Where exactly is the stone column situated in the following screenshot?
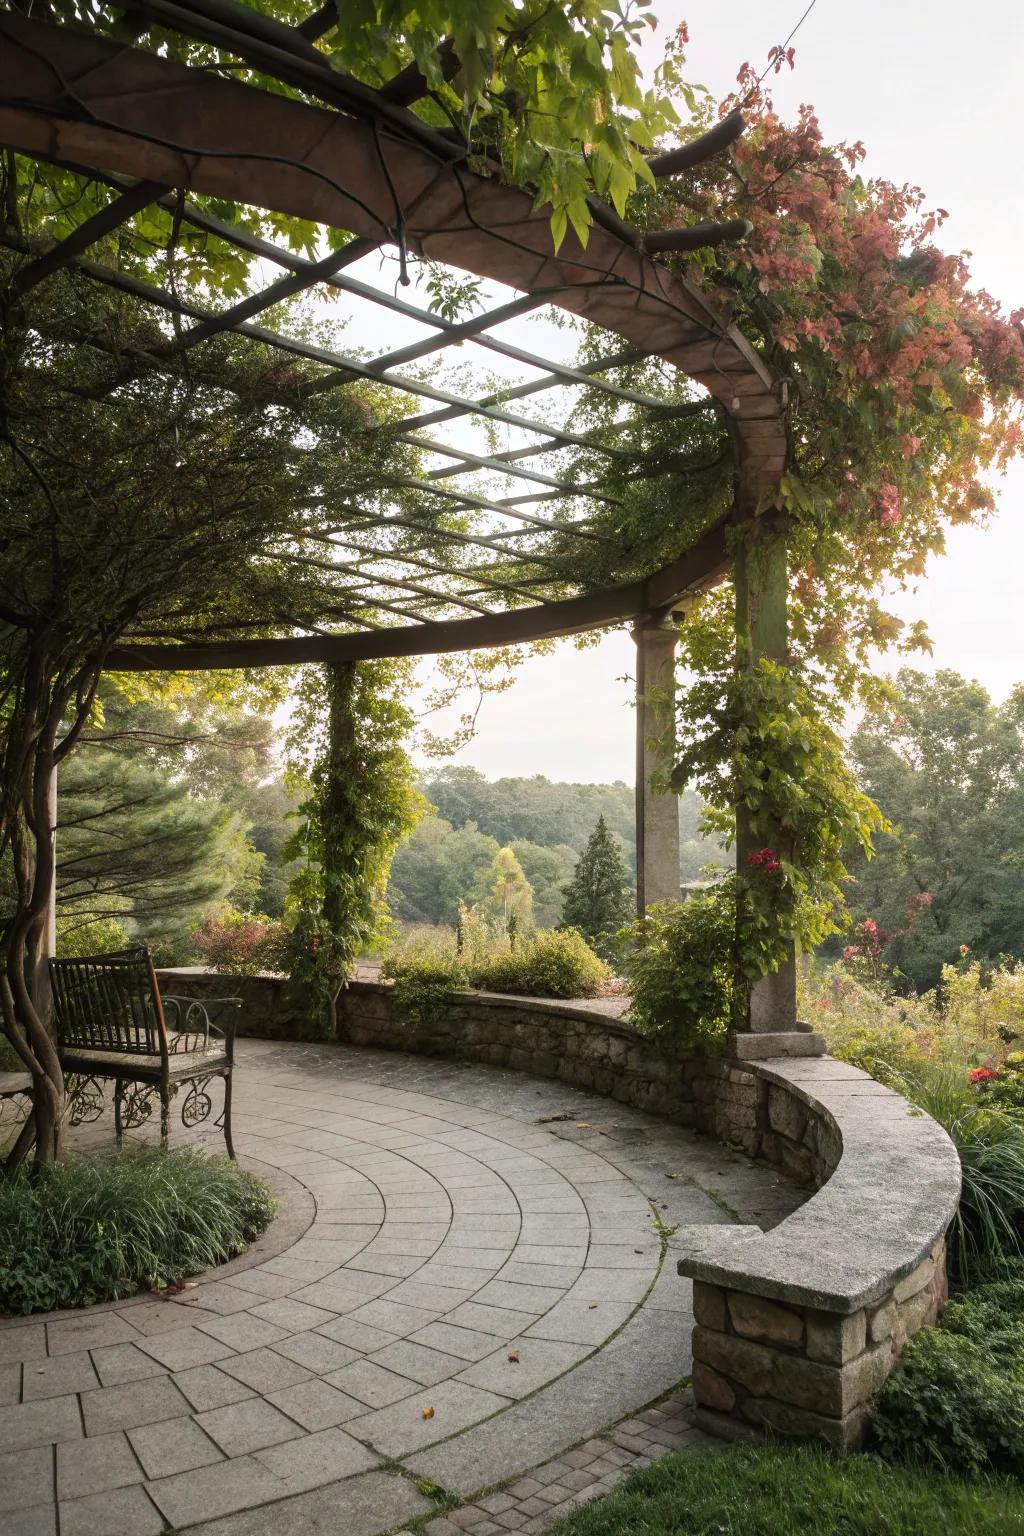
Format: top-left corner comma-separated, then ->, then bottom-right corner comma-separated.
734,523 -> 800,1039
633,619 -> 680,915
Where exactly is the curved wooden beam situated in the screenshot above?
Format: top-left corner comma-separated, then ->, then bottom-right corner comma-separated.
107,517 -> 735,670
0,11 -> 785,511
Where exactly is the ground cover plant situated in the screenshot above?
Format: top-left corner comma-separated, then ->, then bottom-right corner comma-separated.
0,1147 -> 275,1314
544,1443 -> 1024,1536
872,1261 -> 1024,1476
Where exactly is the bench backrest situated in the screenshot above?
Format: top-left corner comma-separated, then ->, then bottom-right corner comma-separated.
50,948 -> 168,1058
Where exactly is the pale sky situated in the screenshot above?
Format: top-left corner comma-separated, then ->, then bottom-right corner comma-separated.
325,1 -> 1024,784
307,3 -> 1024,780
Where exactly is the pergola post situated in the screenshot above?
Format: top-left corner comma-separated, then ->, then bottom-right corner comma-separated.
633,618 -> 680,915
734,523 -> 800,1036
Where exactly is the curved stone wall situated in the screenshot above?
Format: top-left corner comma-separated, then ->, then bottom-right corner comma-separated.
159,969 -> 961,1447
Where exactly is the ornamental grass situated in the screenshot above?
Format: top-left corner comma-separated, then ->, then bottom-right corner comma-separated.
0,1146 -> 275,1315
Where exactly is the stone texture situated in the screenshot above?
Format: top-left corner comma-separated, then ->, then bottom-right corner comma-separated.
692,1361 -> 735,1413
691,1282 -> 726,1332
806,1308 -> 867,1365
57,1431 -> 145,1499
0,1394 -> 83,1450
727,1292 -> 804,1348
0,1444 -> 54,1512
58,1484 -> 166,1536
4,1007 -> 947,1510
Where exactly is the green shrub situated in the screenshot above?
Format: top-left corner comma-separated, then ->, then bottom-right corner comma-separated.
469,927 -> 608,999
544,1442 -> 1024,1536
382,940 -> 469,1028
0,1147 -> 275,1315
624,889 -> 733,1050
872,1267 -> 1024,1475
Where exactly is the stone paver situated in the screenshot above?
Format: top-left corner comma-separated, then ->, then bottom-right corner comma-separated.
0,1037 -> 803,1535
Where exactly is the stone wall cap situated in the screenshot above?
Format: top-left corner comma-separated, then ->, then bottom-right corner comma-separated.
677,1056 -> 961,1315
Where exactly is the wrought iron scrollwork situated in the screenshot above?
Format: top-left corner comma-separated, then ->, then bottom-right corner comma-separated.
0,1089 -> 31,1131
65,1074 -> 105,1126
180,1075 -> 215,1127
121,1081 -> 158,1130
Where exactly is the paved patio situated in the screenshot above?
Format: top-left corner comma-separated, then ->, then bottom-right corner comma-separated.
0,1038 -> 804,1536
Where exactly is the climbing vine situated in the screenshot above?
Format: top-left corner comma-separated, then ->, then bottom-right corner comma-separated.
672,584 -> 885,985
284,660 -> 422,1033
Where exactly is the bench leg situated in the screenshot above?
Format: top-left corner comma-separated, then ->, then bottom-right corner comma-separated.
223,1070 -> 235,1160
160,1084 -> 170,1150
114,1081 -> 124,1149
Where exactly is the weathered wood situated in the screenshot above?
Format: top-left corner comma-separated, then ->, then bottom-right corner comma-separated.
0,12 -> 785,500
107,515 -> 734,670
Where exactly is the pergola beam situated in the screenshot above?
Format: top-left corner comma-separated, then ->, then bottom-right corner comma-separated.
9,178 -> 167,296
0,12 -> 783,500
107,512 -> 735,670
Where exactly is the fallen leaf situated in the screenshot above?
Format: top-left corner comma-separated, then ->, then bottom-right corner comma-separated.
507,1351 -> 520,1363
422,1406 -> 435,1419
588,1303 -> 598,1310
634,1248 -> 644,1254
576,1122 -> 592,1129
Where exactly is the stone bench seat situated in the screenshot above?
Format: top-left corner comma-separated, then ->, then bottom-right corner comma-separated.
676,1056 -> 961,1446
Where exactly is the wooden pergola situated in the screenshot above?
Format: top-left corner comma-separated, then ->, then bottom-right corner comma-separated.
0,0 -> 796,1029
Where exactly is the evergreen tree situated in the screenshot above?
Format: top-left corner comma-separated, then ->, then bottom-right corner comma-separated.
560,816 -> 633,945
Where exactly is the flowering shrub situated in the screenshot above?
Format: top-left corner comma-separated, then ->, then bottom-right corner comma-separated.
803,957 -> 1024,1276
969,1055 -> 1024,1112
191,910 -> 290,976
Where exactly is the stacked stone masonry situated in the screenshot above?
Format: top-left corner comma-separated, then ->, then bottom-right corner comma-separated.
690,1238 -> 948,1448
160,971 -> 962,1450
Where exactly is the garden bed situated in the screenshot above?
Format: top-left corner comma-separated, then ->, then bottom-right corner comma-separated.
0,1146 -> 275,1315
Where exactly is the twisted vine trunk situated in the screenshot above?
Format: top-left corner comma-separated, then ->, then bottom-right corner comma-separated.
1,636 -> 103,1171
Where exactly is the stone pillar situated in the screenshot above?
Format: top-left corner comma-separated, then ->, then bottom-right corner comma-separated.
734,523 -> 799,1037
633,619 -> 680,915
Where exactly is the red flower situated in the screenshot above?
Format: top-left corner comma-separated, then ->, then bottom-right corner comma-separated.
747,847 -> 781,874
969,1068 -> 997,1084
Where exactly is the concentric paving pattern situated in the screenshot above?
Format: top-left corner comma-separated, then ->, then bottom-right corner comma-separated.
0,1039 -> 804,1536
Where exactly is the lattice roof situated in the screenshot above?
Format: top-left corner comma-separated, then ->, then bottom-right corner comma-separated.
0,2 -> 788,668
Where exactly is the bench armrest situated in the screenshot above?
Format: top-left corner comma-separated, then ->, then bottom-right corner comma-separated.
162,996 -> 241,1061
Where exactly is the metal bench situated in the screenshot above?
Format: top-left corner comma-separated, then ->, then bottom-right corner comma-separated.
50,947 -> 238,1156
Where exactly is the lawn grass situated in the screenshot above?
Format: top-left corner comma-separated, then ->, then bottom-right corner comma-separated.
544,1443 -> 1024,1536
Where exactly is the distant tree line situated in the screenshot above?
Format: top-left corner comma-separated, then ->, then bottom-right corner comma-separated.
387,765 -> 726,930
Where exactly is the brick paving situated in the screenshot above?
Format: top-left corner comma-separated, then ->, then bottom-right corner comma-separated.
0,1038 -> 801,1535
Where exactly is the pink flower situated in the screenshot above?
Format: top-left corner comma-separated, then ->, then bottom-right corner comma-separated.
842,946 -> 861,962
900,434 -> 923,459
960,944 -> 970,956
878,482 -> 902,526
